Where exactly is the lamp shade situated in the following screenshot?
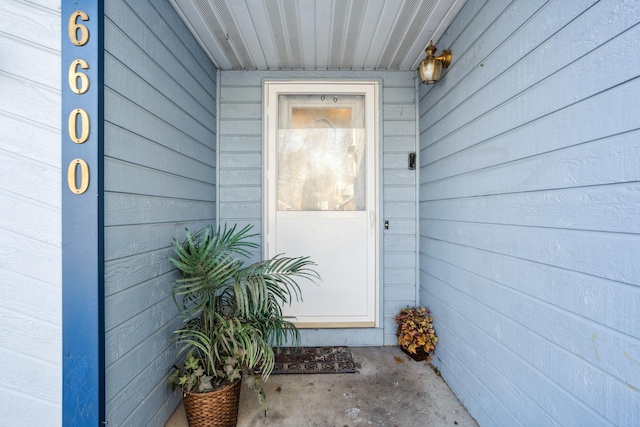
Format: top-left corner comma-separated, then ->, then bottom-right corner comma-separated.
420,58 -> 443,85
419,41 -> 451,85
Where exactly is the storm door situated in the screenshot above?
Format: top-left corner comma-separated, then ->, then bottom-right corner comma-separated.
264,82 -> 378,327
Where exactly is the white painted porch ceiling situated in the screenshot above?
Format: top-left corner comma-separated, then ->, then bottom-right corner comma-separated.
169,0 -> 466,71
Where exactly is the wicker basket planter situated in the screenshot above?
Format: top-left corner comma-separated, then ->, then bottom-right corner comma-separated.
182,380 -> 242,427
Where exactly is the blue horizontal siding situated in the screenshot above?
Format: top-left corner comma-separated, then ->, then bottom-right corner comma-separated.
419,0 -> 640,425
103,0 -> 217,425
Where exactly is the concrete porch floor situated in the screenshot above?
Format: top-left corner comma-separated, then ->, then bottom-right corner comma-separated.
165,346 -> 478,427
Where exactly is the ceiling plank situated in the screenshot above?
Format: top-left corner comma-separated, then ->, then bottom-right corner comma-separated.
244,0 -> 281,70
314,0 -> 334,70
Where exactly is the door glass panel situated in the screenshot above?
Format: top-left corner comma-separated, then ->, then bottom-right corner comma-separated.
277,94 -> 366,211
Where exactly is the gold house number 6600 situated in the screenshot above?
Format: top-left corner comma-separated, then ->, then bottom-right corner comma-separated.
67,10 -> 91,195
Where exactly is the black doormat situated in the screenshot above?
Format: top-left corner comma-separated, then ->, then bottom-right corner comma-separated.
272,346 -> 356,374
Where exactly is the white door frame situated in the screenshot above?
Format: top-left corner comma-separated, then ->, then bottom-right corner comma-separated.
263,80 -> 380,327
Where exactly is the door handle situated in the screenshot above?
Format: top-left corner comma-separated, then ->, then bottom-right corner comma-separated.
369,210 -> 375,234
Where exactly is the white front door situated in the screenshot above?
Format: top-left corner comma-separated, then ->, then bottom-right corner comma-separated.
265,82 -> 379,328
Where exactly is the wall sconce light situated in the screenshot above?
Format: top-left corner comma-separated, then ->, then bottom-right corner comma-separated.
419,40 -> 452,84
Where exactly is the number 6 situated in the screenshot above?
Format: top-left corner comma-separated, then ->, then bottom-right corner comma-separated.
68,11 -> 90,46
68,59 -> 90,94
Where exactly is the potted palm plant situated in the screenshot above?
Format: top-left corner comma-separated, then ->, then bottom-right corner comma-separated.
168,224 -> 318,426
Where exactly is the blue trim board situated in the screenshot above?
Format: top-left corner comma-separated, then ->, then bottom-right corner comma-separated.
62,1 -> 105,425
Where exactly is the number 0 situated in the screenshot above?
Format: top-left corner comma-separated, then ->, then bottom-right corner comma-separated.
68,11 -> 90,46
67,159 -> 90,194
68,108 -> 90,144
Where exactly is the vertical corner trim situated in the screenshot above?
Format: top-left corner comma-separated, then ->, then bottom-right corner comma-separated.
62,1 -> 105,425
